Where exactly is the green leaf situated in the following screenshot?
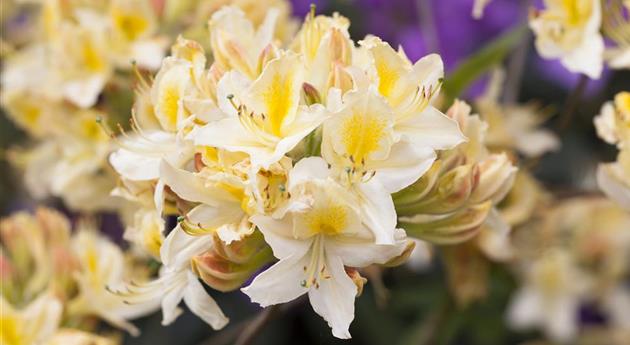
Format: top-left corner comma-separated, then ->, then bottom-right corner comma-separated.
442,25 -> 527,102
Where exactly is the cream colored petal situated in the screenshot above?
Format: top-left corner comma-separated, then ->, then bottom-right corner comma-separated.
354,179 -> 398,245
247,53 -> 305,137
242,254 -> 310,307
183,271 -> 229,330
250,214 -> 311,259
371,141 -> 436,193
307,254 -> 357,339
329,228 -> 407,267
160,225 -> 213,269
396,106 -> 466,150
159,160 -> 226,206
561,32 -> 604,79
597,163 -> 630,210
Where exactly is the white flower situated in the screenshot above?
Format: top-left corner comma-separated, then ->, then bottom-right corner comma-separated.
0,293 -> 63,345
507,249 -> 589,343
194,52 -> 329,169
242,157 -> 408,339
209,6 -> 280,78
329,38 -> 465,193
113,225 -> 229,329
530,0 -> 604,78
68,229 -> 159,336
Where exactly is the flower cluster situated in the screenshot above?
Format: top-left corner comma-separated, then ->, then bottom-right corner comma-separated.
105,5 -> 479,338
0,208 -> 157,344
529,0 -> 630,79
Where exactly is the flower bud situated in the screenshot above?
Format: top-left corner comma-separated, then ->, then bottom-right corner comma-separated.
400,201 -> 492,244
470,153 -> 517,204
302,82 -> 322,105
192,232 -> 273,292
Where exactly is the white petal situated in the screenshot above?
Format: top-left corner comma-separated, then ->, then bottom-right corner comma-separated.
545,296 -> 578,343
160,225 -> 213,269
561,33 -> 604,79
371,141 -> 436,193
513,129 -> 560,158
507,287 -> 543,330
183,271 -> 229,329
250,214 -> 311,259
187,204 -> 244,230
308,254 -> 357,339
132,40 -> 167,70
289,157 -> 330,189
160,274 -> 186,325
159,160 -> 222,206
396,106 -> 466,151
242,254 -> 310,307
63,74 -> 107,108
329,228 -> 407,267
354,180 -> 398,245
597,164 -> 630,210
23,294 -> 63,342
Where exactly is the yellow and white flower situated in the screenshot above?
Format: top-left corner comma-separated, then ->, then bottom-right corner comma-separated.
112,225 -> 229,329
67,228 -> 159,336
243,157 -> 409,339
1,293 -> 63,345
507,249 -> 589,343
530,0 -> 604,78
322,39 -> 464,194
194,52 -> 329,169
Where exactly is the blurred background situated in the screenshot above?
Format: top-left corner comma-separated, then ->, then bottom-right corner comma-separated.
1,0 -> 629,344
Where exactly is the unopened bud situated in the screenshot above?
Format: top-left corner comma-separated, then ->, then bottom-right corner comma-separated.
302,83 -> 322,105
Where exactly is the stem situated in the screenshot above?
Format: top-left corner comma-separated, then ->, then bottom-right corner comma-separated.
234,305 -> 281,345
557,74 -> 589,131
416,0 -> 439,54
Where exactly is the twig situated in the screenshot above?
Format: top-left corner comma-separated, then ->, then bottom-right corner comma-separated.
557,74 -> 589,131
415,0 -> 439,54
234,305 -> 281,345
501,0 -> 531,104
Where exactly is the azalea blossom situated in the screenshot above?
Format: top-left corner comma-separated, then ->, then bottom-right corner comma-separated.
194,52 -> 329,169
530,0 -> 604,78
112,225 -> 229,329
508,249 -> 589,343
243,157 -> 409,338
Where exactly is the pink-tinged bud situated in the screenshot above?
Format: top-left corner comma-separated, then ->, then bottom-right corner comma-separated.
329,28 -> 352,66
328,62 -> 354,95
171,36 -> 206,65
400,201 -> 492,245
397,164 -> 479,216
36,207 -> 70,246
345,267 -> 367,296
257,44 -> 280,76
470,153 -> 517,204
0,252 -> 14,281
442,242 -> 489,307
192,232 -> 273,291
393,161 -> 442,207
382,240 -> 416,267
445,99 -> 473,130
302,82 -> 322,105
